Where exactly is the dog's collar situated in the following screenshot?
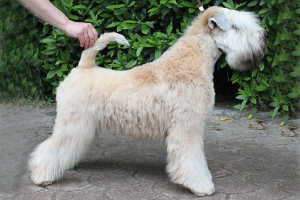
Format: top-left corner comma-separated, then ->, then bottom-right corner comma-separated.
197,0 -> 205,12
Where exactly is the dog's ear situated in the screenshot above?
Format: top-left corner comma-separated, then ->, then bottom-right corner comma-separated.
208,13 -> 228,31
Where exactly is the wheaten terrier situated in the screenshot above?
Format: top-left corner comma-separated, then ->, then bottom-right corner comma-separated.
29,6 -> 266,196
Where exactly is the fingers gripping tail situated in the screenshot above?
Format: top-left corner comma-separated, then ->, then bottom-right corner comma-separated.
77,32 -> 130,69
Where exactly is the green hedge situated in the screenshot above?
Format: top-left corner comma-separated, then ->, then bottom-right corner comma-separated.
0,0 -> 299,118
0,1 -> 44,100
228,0 -> 300,119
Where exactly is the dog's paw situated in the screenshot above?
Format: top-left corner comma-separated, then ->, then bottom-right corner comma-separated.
30,171 -> 53,187
186,179 -> 215,197
38,181 -> 53,187
190,187 -> 215,196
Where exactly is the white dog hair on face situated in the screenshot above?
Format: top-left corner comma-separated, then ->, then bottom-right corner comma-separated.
208,9 -> 266,71
28,6 -> 266,197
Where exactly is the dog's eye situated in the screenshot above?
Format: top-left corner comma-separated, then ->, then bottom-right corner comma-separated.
232,24 -> 240,30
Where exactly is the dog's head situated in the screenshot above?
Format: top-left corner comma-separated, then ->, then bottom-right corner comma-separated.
203,6 -> 267,71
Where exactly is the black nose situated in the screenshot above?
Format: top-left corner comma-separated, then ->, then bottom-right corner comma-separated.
239,59 -> 258,71
264,30 -> 267,38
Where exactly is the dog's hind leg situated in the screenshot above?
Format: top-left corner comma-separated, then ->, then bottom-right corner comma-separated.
28,114 -> 96,186
166,123 -> 215,196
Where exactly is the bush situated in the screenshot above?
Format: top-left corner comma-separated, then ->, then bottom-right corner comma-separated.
0,0 -> 299,118
0,1 -> 44,101
227,0 -> 300,119
38,0 -> 197,97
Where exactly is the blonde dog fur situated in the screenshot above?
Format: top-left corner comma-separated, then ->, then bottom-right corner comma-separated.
29,6 -> 266,196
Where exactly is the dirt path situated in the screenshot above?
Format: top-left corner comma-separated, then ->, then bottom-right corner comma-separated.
0,103 -> 299,199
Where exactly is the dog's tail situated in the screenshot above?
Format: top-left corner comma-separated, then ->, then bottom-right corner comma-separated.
78,32 -> 130,69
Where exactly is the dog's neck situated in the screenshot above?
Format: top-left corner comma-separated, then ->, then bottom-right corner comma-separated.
156,9 -> 223,76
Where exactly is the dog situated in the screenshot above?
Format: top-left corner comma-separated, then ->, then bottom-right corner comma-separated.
29,6 -> 266,196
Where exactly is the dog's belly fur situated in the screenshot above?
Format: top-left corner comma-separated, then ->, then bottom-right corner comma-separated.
56,65 -> 215,140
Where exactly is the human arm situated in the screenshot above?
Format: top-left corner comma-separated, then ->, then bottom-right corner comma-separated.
18,0 -> 98,49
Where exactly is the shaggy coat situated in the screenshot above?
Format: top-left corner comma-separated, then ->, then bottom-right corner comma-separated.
29,6 -> 266,196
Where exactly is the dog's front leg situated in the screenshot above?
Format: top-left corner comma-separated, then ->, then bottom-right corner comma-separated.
166,123 -> 215,196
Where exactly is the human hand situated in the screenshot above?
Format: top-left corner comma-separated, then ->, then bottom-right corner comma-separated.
64,20 -> 98,49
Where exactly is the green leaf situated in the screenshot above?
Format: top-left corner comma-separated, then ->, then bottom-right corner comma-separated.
180,2 -> 193,7
282,105 -> 289,111
291,50 -> 300,57
125,60 -> 137,69
122,23 -> 137,29
128,1 -> 135,7
141,25 -> 149,34
247,1 -> 258,7
271,107 -> 279,118
55,59 -> 65,65
21,77 -> 27,85
61,64 -> 68,71
236,95 -> 247,100
155,50 -> 162,59
140,43 -> 154,48
114,8 -> 127,15
41,49 -> 56,55
242,82 -> 250,93
71,5 -> 86,10
259,62 -> 264,71
255,85 -> 267,92
188,8 -> 195,13
170,0 -> 177,4
166,23 -> 173,35
43,64 -> 55,69
250,98 -> 257,104
148,7 -> 159,16
227,0 -> 234,7
231,72 -> 239,82
68,14 -> 78,20
56,70 -> 63,77
269,102 -> 279,107
293,30 -> 300,36
235,2 -> 247,9
233,104 -> 241,110
8,82 -> 14,90
287,92 -> 299,99
240,99 -> 248,110
136,46 -> 143,57
238,88 -> 247,96
31,86 -> 37,94
258,8 -> 269,15
274,76 -> 286,82
251,69 -> 258,77
289,71 -> 300,78
41,38 -> 56,44
106,4 -> 125,10
60,0 -> 72,7
123,20 -> 138,24
201,0 -> 211,6
46,70 -> 57,79
88,10 -> 96,22
149,0 -> 159,6
222,2 -> 232,9
243,77 -> 251,81
107,22 -> 121,28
